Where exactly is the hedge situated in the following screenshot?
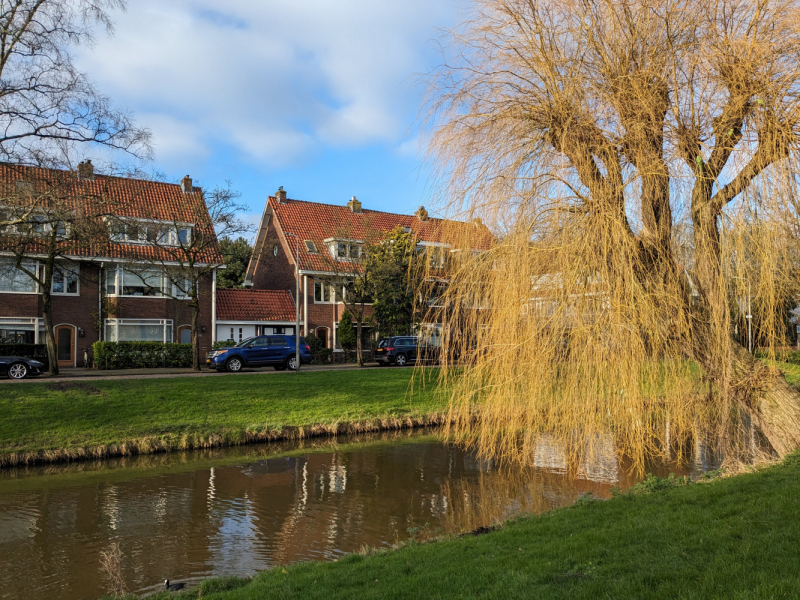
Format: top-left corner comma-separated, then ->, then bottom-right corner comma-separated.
92,341 -> 193,369
0,343 -> 49,369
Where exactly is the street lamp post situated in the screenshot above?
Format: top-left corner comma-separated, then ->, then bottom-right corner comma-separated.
284,232 -> 301,373
733,276 -> 752,354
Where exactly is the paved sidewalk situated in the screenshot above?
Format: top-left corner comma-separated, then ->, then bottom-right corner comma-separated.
1,362 -> 383,383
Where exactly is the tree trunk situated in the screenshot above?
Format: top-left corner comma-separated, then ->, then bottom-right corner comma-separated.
356,313 -> 364,367
42,288 -> 58,376
40,254 -> 58,376
191,294 -> 200,371
691,206 -> 800,458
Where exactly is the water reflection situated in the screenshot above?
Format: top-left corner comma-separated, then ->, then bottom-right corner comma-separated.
0,429 -> 716,600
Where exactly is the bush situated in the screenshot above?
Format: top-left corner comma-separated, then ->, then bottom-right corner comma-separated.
212,340 -> 237,350
92,341 -> 193,369
305,331 -> 325,354
0,343 -> 49,369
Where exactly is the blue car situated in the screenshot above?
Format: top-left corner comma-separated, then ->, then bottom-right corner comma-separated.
206,335 -> 312,372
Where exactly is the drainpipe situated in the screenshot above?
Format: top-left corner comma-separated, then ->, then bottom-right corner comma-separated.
303,275 -> 308,337
212,269 -> 217,344
98,263 -> 103,341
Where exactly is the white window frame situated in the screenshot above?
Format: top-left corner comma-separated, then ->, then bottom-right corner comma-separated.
105,264 -> 169,298
107,217 -> 193,247
104,318 -> 173,343
323,237 -> 362,262
51,261 -> 80,296
0,317 -> 42,343
416,241 -> 450,269
0,259 -> 41,294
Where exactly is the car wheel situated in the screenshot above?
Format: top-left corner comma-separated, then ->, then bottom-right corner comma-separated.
274,365 -> 287,371
395,353 -> 407,367
286,354 -> 298,371
8,362 -> 28,379
226,357 -> 243,372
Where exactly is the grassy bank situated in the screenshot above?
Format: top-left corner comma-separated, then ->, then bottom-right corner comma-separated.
0,369 -> 446,468
132,454 -> 800,600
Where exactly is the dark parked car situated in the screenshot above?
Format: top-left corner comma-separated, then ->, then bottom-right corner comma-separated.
0,356 -> 44,379
374,336 -> 439,366
206,335 -> 312,372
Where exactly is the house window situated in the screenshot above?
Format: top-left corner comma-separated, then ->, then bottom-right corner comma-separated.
52,263 -> 79,295
238,327 -> 243,342
314,280 -> 334,303
109,219 -> 192,246
171,276 -> 192,298
105,265 -> 167,297
122,268 -> 164,296
305,240 -> 317,253
0,259 -> 39,293
104,319 -> 173,342
229,327 -> 234,341
273,326 -> 286,334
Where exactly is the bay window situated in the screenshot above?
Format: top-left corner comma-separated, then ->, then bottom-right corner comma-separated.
104,319 -> 173,342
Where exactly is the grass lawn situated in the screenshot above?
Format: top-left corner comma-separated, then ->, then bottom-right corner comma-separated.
135,454 -> 800,600
0,369 -> 447,466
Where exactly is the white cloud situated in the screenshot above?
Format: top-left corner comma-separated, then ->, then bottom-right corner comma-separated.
73,0 -> 460,168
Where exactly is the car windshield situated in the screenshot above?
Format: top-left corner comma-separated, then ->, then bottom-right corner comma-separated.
235,337 -> 256,348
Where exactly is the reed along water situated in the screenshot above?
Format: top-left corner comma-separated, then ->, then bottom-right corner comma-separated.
0,428 -> 718,600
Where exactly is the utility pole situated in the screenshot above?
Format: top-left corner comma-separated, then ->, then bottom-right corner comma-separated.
285,231 -> 301,372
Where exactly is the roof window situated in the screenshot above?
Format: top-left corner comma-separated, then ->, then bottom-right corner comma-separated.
305,240 -> 318,253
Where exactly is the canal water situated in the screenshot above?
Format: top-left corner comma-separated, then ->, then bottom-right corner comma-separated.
0,429 -> 717,600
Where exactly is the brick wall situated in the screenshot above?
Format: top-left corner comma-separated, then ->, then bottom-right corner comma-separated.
0,261 -> 215,362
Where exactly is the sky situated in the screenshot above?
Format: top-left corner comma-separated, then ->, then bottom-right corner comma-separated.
73,0 -> 466,234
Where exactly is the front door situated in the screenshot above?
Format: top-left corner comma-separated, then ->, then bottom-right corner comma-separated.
55,325 -> 74,367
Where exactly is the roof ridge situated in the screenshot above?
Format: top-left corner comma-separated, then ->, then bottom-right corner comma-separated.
0,161 -> 194,191
270,196 -> 445,222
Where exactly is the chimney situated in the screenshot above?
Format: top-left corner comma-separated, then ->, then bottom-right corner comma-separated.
276,186 -> 287,204
181,175 -> 193,194
347,195 -> 362,213
415,205 -> 429,221
77,159 -> 95,181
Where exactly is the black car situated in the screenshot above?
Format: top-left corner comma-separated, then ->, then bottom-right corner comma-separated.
0,356 -> 45,379
374,336 -> 439,366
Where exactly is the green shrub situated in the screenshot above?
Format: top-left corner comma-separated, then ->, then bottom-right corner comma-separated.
305,331 -> 325,354
0,343 -> 49,369
92,341 -> 192,369
212,339 -> 237,350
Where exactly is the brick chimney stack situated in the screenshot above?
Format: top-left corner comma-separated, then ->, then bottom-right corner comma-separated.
348,195 -> 362,213
415,205 -> 429,221
276,186 -> 287,204
77,159 -> 95,181
181,175 -> 193,194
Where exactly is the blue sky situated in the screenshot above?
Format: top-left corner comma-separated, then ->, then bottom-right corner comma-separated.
73,0 -> 465,233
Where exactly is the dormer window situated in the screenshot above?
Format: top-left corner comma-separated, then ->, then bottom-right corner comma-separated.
324,237 -> 362,261
109,218 -> 192,247
305,240 -> 318,253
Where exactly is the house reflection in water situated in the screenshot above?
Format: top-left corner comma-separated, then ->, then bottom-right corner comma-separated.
0,429 -> 717,600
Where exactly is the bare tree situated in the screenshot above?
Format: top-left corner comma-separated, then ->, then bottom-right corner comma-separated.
0,0 -> 151,168
120,182 -> 249,371
426,0 -> 800,468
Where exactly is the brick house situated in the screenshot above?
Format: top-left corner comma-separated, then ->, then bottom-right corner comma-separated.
243,188 -> 491,349
0,162 -> 222,367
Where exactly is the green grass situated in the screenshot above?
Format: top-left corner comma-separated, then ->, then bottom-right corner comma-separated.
0,369 -> 447,465
133,454 -> 800,600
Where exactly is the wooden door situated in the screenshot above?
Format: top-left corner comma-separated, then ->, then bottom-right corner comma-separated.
55,325 -> 74,367
317,328 -> 328,348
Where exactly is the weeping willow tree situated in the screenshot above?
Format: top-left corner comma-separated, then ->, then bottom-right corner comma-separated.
424,0 -> 800,471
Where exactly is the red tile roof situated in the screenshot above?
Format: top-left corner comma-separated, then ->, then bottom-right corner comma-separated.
0,163 -> 223,263
216,289 -> 297,321
268,197 -> 493,273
